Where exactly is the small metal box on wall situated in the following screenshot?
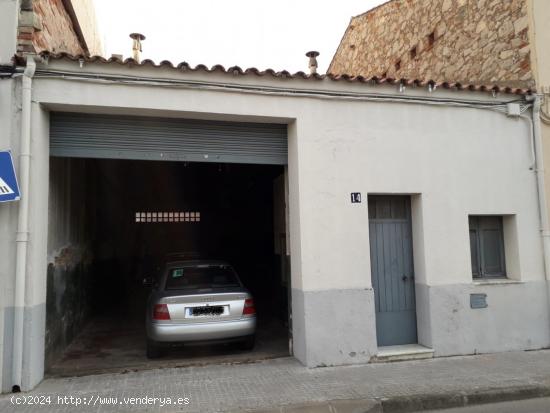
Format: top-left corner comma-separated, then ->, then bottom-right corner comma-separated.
470,293 -> 488,309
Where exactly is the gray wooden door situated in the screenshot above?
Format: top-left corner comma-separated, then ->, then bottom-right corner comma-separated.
368,196 -> 417,346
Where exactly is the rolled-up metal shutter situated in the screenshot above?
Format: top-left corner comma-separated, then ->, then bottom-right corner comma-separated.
50,112 -> 288,165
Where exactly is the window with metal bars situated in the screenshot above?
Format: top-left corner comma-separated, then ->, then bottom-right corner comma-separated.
135,211 -> 201,223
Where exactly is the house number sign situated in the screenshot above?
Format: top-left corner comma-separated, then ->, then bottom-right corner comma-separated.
351,193 -> 362,203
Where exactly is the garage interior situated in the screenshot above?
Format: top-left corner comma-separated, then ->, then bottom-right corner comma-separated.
45,114 -> 291,376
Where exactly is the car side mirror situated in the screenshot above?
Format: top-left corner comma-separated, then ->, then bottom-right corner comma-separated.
142,276 -> 154,287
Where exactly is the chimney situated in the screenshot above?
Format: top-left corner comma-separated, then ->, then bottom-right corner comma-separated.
305,51 -> 320,75
129,33 -> 146,63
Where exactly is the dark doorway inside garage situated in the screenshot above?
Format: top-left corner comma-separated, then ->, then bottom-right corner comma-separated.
45,157 -> 290,376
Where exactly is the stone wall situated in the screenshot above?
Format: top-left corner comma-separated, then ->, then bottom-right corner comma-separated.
17,0 -> 85,55
329,0 -> 534,88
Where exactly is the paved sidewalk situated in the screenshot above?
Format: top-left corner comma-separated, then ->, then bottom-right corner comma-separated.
1,350 -> 550,412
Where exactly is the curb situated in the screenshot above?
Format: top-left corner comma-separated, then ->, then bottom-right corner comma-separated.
242,384 -> 550,412
379,383 -> 550,412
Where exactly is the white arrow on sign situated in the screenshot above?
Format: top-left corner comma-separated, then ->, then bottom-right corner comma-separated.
0,177 -> 14,195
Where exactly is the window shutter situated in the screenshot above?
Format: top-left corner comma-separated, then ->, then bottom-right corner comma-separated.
50,112 -> 288,165
469,229 -> 481,277
469,216 -> 506,278
479,216 -> 505,276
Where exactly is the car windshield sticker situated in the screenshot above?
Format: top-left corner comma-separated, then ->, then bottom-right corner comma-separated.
173,269 -> 184,278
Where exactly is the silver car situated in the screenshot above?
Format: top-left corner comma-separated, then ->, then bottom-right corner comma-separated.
145,259 -> 256,358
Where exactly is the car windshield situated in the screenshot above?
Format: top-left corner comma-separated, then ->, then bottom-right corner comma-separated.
165,265 -> 241,290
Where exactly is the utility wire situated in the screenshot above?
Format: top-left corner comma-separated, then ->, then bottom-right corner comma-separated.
27,68 -> 530,116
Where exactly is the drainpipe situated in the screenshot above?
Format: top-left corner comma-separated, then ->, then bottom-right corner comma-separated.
12,54 -> 36,393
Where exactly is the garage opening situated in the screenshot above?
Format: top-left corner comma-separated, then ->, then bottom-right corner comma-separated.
45,113 -> 291,376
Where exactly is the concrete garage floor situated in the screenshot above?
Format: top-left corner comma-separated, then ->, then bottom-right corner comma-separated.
47,315 -> 289,377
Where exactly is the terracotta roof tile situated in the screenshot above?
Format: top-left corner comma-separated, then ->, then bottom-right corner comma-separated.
24,52 -> 533,96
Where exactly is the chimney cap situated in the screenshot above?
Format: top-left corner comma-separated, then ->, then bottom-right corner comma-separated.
305,51 -> 320,58
130,33 -> 146,41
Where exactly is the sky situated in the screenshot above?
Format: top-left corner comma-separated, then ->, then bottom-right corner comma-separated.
93,0 -> 386,74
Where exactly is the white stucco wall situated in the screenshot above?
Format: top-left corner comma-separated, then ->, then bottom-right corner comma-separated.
1,58 -> 549,389
0,79 -> 14,393
528,0 -> 550,261
30,62 -> 545,286
0,78 -> 49,391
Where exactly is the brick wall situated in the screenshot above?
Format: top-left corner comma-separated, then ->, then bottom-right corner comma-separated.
328,0 -> 533,88
17,0 -> 85,56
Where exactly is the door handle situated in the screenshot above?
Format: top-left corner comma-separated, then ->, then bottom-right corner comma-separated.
402,275 -> 408,282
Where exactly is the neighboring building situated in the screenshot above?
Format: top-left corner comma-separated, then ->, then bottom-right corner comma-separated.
328,0 -> 534,87
68,0 -> 103,56
1,0 -> 102,64
1,0 -> 549,396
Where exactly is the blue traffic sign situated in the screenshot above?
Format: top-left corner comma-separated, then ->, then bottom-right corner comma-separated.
0,151 -> 20,202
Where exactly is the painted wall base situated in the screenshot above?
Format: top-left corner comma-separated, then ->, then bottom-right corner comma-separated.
2,304 -> 46,393
292,288 -> 377,367
417,280 -> 550,357
291,281 -> 550,370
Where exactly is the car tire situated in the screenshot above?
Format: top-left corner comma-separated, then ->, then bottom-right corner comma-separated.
240,335 -> 255,351
146,339 -> 162,359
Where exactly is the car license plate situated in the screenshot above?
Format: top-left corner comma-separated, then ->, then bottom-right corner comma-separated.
191,306 -> 224,316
